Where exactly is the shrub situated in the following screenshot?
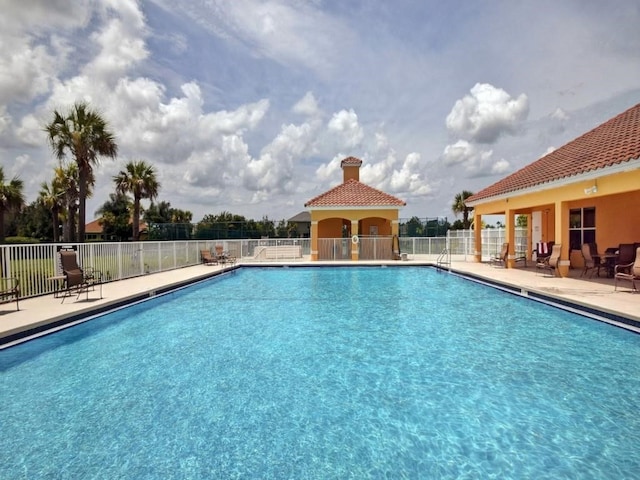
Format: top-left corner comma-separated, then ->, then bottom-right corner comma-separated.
5,236 -> 41,244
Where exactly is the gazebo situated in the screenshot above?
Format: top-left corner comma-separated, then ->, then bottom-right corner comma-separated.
305,157 -> 406,261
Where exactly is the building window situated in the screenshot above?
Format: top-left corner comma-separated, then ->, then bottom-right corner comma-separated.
569,207 -> 595,250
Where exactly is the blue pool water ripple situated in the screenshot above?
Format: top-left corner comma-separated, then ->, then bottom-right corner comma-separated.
1,267 -> 640,479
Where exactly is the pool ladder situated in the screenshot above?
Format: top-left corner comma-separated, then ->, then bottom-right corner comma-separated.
436,247 -> 451,271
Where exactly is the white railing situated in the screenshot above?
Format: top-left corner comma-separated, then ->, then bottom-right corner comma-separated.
447,227 -> 529,259
0,229 -> 525,300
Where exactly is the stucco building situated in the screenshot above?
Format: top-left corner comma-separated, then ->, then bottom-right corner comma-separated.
305,157 -> 406,260
466,103 -> 640,276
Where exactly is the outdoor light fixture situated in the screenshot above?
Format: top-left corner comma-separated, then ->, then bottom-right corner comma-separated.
584,180 -> 598,195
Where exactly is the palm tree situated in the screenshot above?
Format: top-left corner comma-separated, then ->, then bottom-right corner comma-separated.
113,160 -> 160,241
171,209 -> 192,224
452,190 -> 475,229
38,179 -> 65,242
45,101 -> 118,242
0,167 -> 25,243
53,163 -> 88,242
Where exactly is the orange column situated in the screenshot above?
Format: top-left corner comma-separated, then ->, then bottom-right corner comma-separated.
310,221 -> 318,261
351,220 -> 359,261
526,213 -> 533,263
474,213 -> 482,262
555,201 -> 570,277
506,209 -> 515,268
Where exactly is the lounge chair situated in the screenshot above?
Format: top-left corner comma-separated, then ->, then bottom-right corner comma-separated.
536,244 -> 561,276
490,242 -> 509,267
200,249 -> 218,265
580,243 -> 601,278
215,245 -> 236,265
615,244 -> 636,272
0,277 -> 19,311
534,241 -> 554,263
614,246 -> 640,292
59,249 -> 102,303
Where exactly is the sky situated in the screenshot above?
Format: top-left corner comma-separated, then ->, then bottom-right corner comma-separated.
1,0 -> 640,224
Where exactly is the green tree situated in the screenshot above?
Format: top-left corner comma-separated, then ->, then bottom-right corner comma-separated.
96,193 -> 132,241
275,219 -> 289,238
405,216 -> 424,236
197,211 -> 247,239
113,160 -> 160,241
257,216 -> 275,238
143,200 -> 173,224
287,222 -> 299,238
452,190 -> 474,229
54,163 -> 79,242
450,219 -> 465,230
38,179 -> 65,242
0,167 -> 25,243
516,214 -> 528,227
45,101 -> 118,243
171,209 -> 192,223
16,201 -> 52,241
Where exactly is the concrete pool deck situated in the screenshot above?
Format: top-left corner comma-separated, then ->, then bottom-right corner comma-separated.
1,258 -> 638,348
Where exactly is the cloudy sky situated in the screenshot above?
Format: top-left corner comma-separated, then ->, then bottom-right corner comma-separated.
2,0 -> 639,224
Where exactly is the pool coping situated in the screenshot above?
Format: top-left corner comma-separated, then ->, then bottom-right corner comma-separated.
444,266 -> 640,334
0,265 -> 241,349
1,261 -> 638,349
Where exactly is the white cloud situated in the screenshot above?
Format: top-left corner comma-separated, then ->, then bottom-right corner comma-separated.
442,140 -> 476,166
292,91 -> 320,117
3,0 -> 640,222
243,120 -> 320,198
84,16 -> 148,83
442,139 -> 505,177
551,107 -> 569,121
163,0 -> 354,75
491,158 -> 510,175
315,155 -> 343,182
446,83 -> 529,144
327,109 -> 364,149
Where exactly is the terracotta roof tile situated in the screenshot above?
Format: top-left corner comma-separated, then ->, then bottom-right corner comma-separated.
468,103 -> 640,203
85,219 -> 103,234
85,218 -> 148,233
305,179 -> 406,207
340,156 -> 363,167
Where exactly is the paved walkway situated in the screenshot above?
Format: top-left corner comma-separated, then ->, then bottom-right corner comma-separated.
1,258 -> 638,348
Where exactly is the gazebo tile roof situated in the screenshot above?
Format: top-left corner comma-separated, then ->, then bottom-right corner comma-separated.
305,178 -> 406,207
340,156 -> 363,166
468,103 -> 640,203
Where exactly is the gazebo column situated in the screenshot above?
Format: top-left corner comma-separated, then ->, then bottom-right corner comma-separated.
310,221 -> 318,261
391,219 -> 399,237
555,201 -> 570,277
473,212 -> 482,262
351,220 -> 359,261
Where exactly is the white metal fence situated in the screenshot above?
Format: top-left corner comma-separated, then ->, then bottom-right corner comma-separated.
0,228 -> 524,300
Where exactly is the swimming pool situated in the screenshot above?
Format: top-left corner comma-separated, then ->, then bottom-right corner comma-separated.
1,266 -> 639,478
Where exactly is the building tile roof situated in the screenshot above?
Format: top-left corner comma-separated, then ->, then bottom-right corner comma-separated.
340,156 -> 363,167
305,178 -> 406,208
468,102 -> 640,204
85,218 -> 148,234
85,219 -> 103,234
288,211 -> 311,222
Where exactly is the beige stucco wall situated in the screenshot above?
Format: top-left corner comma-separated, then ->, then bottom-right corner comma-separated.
309,208 -> 401,260
472,168 -> 640,276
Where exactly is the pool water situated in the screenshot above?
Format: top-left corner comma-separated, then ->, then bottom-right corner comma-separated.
1,267 -> 639,479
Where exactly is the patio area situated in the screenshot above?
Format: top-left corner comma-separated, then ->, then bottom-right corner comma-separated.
1,257 -> 638,348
